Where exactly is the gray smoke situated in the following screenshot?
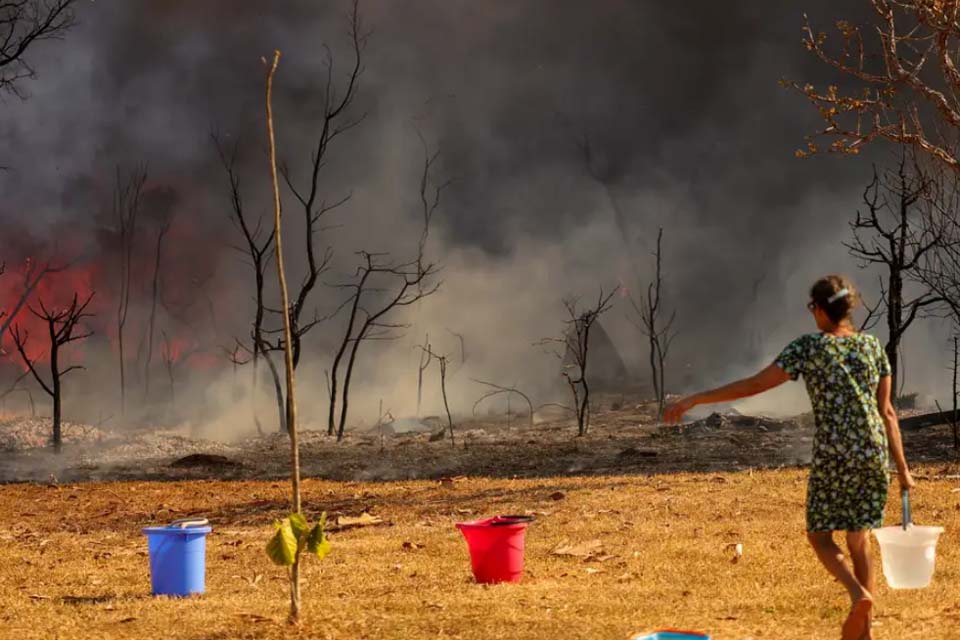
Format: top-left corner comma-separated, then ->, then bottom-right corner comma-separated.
0,0 -> 950,431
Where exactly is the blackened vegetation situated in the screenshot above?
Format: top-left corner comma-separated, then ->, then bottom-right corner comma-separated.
10,292 -> 94,453
540,289 -> 618,437
631,227 -> 677,421
113,166 -> 147,416
0,0 -> 77,98
326,136 -> 446,442
845,151 -> 948,400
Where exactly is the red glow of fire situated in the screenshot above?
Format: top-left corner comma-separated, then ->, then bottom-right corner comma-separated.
0,259 -> 98,367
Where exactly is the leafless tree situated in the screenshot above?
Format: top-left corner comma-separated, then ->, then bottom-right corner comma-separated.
420,344 -> 455,447
539,288 -> 618,437
113,165 -> 147,415
416,333 -> 431,417
790,2 -> 960,172
631,228 -> 677,420
471,378 -> 534,426
213,134 -> 286,434
274,0 -> 366,369
327,139 -> 446,441
845,153 -> 948,399
329,251 -> 439,441
10,292 -> 93,453
143,205 -> 173,399
0,0 -> 77,98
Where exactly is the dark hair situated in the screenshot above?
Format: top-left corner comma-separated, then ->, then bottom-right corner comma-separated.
810,275 -> 859,324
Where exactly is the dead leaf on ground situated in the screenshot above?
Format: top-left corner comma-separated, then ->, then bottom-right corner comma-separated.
335,512 -> 384,529
550,491 -> 566,501
551,539 -> 606,560
236,613 -> 270,623
118,617 -> 137,624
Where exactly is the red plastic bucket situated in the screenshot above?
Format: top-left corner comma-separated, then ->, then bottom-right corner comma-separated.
456,515 -> 532,583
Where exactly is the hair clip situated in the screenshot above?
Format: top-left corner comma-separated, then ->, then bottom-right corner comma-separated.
827,288 -> 850,304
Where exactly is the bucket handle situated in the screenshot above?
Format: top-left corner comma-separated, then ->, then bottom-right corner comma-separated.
490,515 -> 534,526
901,488 -> 912,531
170,518 -> 210,529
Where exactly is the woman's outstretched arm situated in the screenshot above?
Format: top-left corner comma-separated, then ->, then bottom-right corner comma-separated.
876,375 -> 915,490
662,364 -> 791,424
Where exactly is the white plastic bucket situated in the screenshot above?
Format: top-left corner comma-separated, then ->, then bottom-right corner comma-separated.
873,525 -> 945,589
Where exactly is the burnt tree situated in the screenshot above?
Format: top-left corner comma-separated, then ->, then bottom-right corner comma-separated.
631,227 -> 677,420
421,345 -> 455,446
113,166 -> 146,415
143,200 -> 173,399
540,288 -> 617,437
0,0 -> 77,98
214,134 -> 286,434
328,251 -> 439,441
846,153 -> 947,399
416,333 -> 431,417
10,292 -> 94,453
326,140 -> 445,441
271,0 -> 366,380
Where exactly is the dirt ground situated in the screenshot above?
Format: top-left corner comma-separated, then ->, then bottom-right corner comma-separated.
0,468 -> 958,640
1,399 -> 956,485
1,403 -> 958,639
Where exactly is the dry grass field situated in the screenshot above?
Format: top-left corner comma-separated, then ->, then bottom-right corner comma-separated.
0,466 -> 957,640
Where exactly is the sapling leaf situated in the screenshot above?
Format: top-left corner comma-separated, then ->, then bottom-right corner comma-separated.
306,522 -> 331,560
288,512 -> 309,547
265,518 -> 298,566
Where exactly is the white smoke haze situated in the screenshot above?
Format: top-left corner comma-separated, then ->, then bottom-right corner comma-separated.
0,0 -> 955,441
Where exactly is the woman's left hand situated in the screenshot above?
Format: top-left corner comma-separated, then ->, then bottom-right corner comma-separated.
662,396 -> 696,425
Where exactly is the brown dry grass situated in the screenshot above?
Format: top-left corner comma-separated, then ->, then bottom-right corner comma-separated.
0,467 -> 957,640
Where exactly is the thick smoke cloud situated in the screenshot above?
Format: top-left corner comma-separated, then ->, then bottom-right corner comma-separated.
0,1 -> 949,430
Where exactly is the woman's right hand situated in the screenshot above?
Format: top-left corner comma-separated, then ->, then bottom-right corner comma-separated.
662,396 -> 697,425
898,468 -> 916,491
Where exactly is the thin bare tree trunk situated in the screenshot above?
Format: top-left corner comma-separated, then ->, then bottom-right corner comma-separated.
263,49 -> 301,624
144,217 -> 170,399
50,334 -> 62,454
439,355 -> 454,447
953,336 -> 959,451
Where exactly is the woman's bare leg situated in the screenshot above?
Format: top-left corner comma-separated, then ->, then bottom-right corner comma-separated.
846,531 -> 875,594
807,532 -> 872,640
847,531 -> 875,639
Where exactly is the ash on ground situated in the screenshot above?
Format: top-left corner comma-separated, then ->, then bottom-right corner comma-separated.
0,399 -> 954,484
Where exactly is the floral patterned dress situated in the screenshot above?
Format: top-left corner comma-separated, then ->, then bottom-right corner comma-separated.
774,333 -> 891,532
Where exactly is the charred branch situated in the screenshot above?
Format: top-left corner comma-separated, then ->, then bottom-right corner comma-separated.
10,290 -> 94,453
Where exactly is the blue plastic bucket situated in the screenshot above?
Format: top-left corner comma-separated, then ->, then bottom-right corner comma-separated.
633,632 -> 710,640
142,522 -> 212,596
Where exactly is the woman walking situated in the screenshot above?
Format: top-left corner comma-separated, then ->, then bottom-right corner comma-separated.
664,275 -> 915,640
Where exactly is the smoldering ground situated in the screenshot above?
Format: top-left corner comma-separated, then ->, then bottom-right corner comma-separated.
0,0 -> 950,436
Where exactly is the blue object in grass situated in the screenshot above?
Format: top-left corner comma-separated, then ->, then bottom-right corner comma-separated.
633,632 -> 710,640
143,519 -> 211,596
